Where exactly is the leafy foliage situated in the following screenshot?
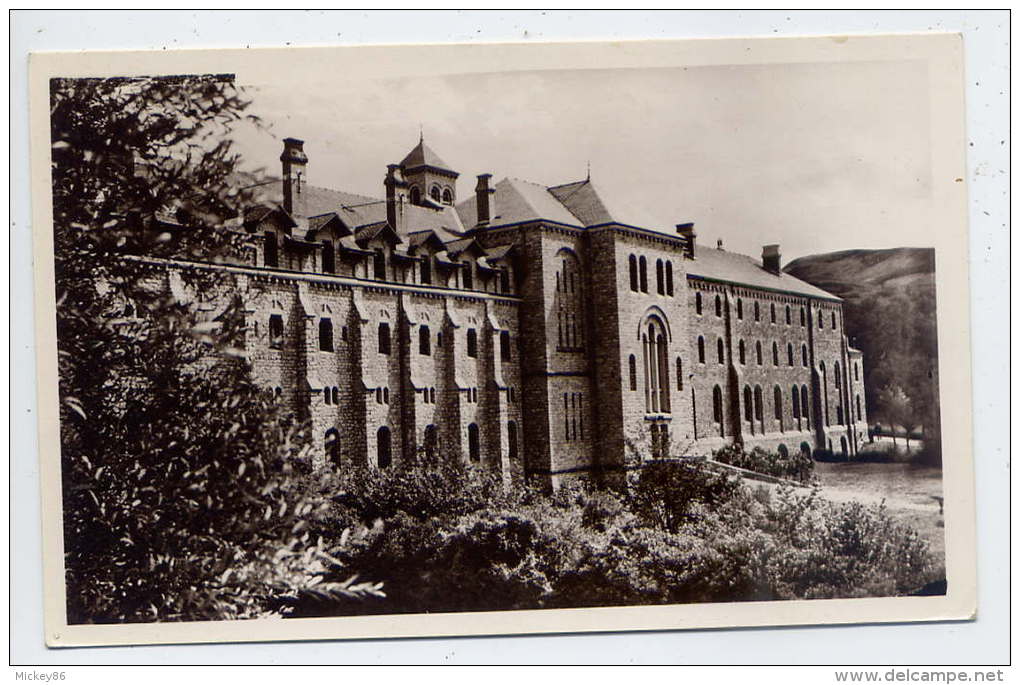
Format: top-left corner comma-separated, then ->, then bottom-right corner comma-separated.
713,443 -> 815,482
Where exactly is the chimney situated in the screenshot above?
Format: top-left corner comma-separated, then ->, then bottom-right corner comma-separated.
676,222 -> 696,259
475,174 -> 495,226
280,138 -> 308,224
763,244 -> 782,274
385,164 -> 408,233
717,238 -> 724,251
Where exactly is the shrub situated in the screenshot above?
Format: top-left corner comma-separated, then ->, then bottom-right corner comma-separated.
714,444 -> 814,482
629,460 -> 740,533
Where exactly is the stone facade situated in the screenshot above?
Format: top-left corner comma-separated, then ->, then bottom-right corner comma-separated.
154,137 -> 869,490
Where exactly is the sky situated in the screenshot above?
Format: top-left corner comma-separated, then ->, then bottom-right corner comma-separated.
232,58 -> 933,263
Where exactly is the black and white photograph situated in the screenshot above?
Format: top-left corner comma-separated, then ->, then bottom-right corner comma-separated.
27,32 -> 976,647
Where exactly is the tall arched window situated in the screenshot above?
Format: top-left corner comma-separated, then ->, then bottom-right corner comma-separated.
802,344 -> 809,367
676,356 -> 683,391
557,251 -> 583,350
263,231 -> 279,268
325,429 -> 340,468
832,312 -> 837,329
642,318 -> 671,413
754,301 -> 761,321
628,255 -> 638,292
712,385 -> 724,432
754,386 -> 764,422
738,339 -> 746,365
628,354 -> 637,390
697,336 -> 706,363
737,299 -> 743,319
665,262 -> 674,296
695,292 -> 703,315
409,186 -> 421,205
638,256 -> 648,292
774,386 -> 783,421
419,325 -> 431,355
500,331 -> 511,361
787,343 -> 794,366
377,427 -> 392,469
801,385 -> 810,428
319,318 -> 334,352
717,338 -> 725,364
743,386 -> 753,422
770,303 -> 776,323
332,387 -> 339,405
856,395 -> 862,420
800,307 -> 806,326
378,322 -> 391,355
429,185 -> 441,203
468,423 -> 480,462
792,385 -> 801,419
321,240 -> 335,274
715,295 -> 722,317
442,188 -> 453,204
466,328 -> 478,358
507,421 -> 518,461
819,311 -> 824,329
655,259 -> 664,295
785,305 -> 791,325
820,360 -> 830,426
772,341 -> 779,366
755,340 -> 763,365
834,362 -> 842,389
855,363 -> 860,381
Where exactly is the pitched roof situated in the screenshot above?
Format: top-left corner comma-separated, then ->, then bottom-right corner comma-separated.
456,177 -> 585,229
687,245 -> 840,301
400,139 -> 456,174
547,179 -> 618,226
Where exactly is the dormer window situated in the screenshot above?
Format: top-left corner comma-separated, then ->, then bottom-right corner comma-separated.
373,249 -> 386,280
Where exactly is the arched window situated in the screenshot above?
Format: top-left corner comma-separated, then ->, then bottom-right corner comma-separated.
756,340 -> 763,365
507,421 -> 518,461
409,186 -> 421,205
430,387 -> 436,403
715,295 -> 722,317
628,354 -> 637,390
466,328 -> 477,358
770,303 -> 776,323
832,312 -> 837,329
712,385 -> 724,426
697,336 -> 706,363
800,442 -> 811,456
377,427 -> 392,469
787,343 -> 794,366
462,262 -> 474,290
324,388 -> 331,405
628,254 -> 638,292
638,256 -> 648,292
383,387 -> 389,404
642,319 -> 671,413
819,311 -> 824,329
429,185 -> 441,203
442,187 -> 453,204
419,325 -> 431,355
695,292 -> 703,314
743,386 -> 753,422
834,362 -> 842,389
676,356 -> 683,391
321,240 -> 335,274
754,386 -> 764,422
802,344 -> 809,367
557,251 -> 583,350
855,363 -> 860,381
332,387 -> 339,405
377,322 -> 391,355
325,429 -> 340,467
423,424 -> 438,461
737,298 -> 743,319
263,231 -> 278,268
420,255 -> 432,284
500,331 -> 511,361
801,384 -> 810,427
800,307 -> 806,326
856,394 -> 862,420
655,259 -> 664,295
269,314 -> 284,349
785,305 -> 791,325
792,385 -> 801,419
373,248 -> 386,280
738,339 -> 746,365
772,341 -> 779,366
319,318 -> 334,352
665,262 -> 674,296
774,386 -> 783,421
754,301 -> 761,321
717,338 -> 725,364
468,423 -> 480,462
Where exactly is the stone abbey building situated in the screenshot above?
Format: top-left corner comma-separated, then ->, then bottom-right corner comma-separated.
164,136 -> 869,488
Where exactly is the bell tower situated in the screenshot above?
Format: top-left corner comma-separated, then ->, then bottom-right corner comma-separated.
399,134 -> 459,207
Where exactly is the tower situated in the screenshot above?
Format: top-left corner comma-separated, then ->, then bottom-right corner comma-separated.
399,135 -> 459,207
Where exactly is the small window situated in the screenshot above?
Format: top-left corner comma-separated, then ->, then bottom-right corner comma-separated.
785,305 -> 791,325
377,427 -> 392,469
855,363 -> 860,381
715,295 -> 722,317
629,255 -> 639,292
462,263 -> 474,290
383,387 -> 390,404
665,262 -> 674,296
430,185 -> 441,203
754,386 -> 764,421
319,318 -> 334,352
831,312 -> 837,329
499,268 -> 510,293
269,314 -> 284,349
500,331 -> 511,361
712,385 -> 724,425
743,387 -> 753,422
436,332 -> 443,348
420,255 -> 432,285
507,421 -> 518,461
738,340 -> 746,365
737,299 -> 743,320
419,325 -> 431,356
468,423 -> 480,462
755,340 -> 763,365
430,387 -> 436,403
676,357 -> 683,391
801,385 -> 810,424
770,303 -> 776,323
332,387 -> 339,405
655,259 -> 664,295
638,256 -> 648,293
321,240 -> 335,274
802,344 -> 809,367
772,342 -> 779,366
466,328 -> 478,358
409,186 -> 421,205
695,291 -> 703,314
819,311 -> 824,329
754,301 -> 761,322
787,343 -> 794,366
697,336 -> 706,363
629,354 -> 638,390
373,249 -> 386,280
264,231 -> 278,268
324,388 -> 331,405
378,322 -> 391,355
800,307 -> 806,326
442,187 -> 453,205
325,429 -> 340,468
774,386 -> 783,420
717,338 -> 725,365
792,385 -> 801,419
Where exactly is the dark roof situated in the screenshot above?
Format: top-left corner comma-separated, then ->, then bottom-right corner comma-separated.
548,179 -> 617,226
400,139 -> 457,175
457,177 -> 584,229
687,245 -> 840,301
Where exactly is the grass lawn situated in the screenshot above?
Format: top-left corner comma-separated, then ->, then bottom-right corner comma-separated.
813,460 -> 945,569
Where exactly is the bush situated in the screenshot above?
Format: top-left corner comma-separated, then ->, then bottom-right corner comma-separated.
629,460 -> 740,533
714,444 -> 815,482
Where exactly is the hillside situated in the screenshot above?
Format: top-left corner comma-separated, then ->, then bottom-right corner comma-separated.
784,248 -> 940,462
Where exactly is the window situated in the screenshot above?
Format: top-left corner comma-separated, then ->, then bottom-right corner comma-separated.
462,262 -> 474,290
264,231 -> 278,268
831,312 -> 837,329
837,404 -> 844,424
436,332 -> 442,348
419,325 -> 431,356
715,295 -> 722,317
499,268 -> 510,293
754,386 -> 764,422
666,262 -> 674,296
717,338 -> 725,364
855,363 -> 860,381
743,386 -> 753,422
383,387 -> 389,404
774,386 -> 783,420
466,328 -> 478,358
325,429 -> 340,468
430,387 -> 436,403
500,331 -> 511,361
378,322 -> 391,355
629,354 -> 638,390
770,303 -> 776,323
642,320 -> 671,413
332,387 -> 339,405
638,256 -> 648,292
785,305 -> 791,325
274,387 -> 282,401
772,342 -> 779,366
468,423 -> 480,462
442,187 -> 453,204
738,340 -> 746,365
834,362 -> 841,389
712,385 -> 724,434
409,186 -> 421,205
319,318 -> 334,352
676,357 -> 683,391
737,299 -> 743,319
508,421 -> 518,461
695,291 -> 703,314
423,424 -> 438,461
629,255 -> 638,292
377,427 -> 391,469
792,385 -> 801,419
819,311 -> 824,329
321,240 -> 335,274
856,395 -> 862,420
800,307 -> 806,326
787,343 -> 794,366
801,385 -> 810,426
269,314 -> 284,349
755,341 -> 763,365
373,249 -> 386,280
754,301 -> 761,321
802,344 -> 809,367
420,255 -> 432,284
655,259 -> 664,295
324,388 -> 331,405
429,185 -> 441,203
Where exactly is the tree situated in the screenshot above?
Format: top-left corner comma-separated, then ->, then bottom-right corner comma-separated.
877,384 -> 913,448
50,76 -> 380,623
